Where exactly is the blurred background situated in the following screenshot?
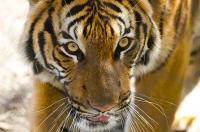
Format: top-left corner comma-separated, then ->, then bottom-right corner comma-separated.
0,0 -> 199,132
0,0 -> 31,131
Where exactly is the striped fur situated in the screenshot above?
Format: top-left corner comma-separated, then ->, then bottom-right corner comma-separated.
20,0 -> 198,131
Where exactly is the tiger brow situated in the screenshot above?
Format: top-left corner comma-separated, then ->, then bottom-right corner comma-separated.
123,27 -> 131,36
61,31 -> 73,40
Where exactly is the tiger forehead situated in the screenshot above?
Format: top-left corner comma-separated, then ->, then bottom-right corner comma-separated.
60,0 -> 133,39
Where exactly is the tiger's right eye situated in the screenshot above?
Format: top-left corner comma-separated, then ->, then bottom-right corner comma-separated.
60,42 -> 84,62
62,42 -> 80,54
67,42 -> 79,52
119,37 -> 129,48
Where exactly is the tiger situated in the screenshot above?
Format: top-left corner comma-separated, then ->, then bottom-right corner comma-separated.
20,0 -> 200,131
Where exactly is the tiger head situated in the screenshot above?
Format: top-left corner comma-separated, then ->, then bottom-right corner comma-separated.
23,0 -> 161,131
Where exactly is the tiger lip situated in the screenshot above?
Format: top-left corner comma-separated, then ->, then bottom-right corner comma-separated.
87,115 -> 110,123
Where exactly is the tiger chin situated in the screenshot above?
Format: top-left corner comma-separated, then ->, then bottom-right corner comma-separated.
20,0 -> 197,132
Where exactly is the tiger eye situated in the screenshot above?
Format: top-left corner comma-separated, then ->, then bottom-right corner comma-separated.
68,42 -> 79,52
119,37 -> 129,48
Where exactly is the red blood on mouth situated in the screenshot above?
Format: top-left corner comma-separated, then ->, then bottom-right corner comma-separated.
87,115 -> 109,123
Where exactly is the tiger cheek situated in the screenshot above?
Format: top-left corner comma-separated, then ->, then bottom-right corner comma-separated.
118,65 -> 131,93
67,79 -> 88,104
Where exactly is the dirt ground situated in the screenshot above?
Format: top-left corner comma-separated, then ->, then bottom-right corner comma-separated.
0,0 -> 199,132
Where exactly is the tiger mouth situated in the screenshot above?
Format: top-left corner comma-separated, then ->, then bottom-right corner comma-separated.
86,115 -> 110,126
86,115 -> 110,123
65,91 -> 132,129
80,115 -> 121,129
66,96 -> 132,131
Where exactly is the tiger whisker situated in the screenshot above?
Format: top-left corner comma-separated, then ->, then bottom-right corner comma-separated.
131,107 -> 148,132
133,0 -> 142,9
34,97 -> 68,113
134,96 -> 165,114
131,103 -> 158,126
58,109 -> 73,132
135,93 -> 177,107
69,112 -> 77,131
131,109 -> 145,132
125,108 -> 137,132
134,95 -> 170,129
129,104 -> 156,132
34,102 -> 66,132
75,124 -> 79,132
48,104 -> 70,132
128,107 -> 148,132
119,114 -> 125,128
127,106 -> 149,132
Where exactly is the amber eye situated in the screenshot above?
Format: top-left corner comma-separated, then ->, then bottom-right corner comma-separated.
61,42 -> 84,61
67,42 -> 79,52
119,37 -> 129,48
114,37 -> 134,60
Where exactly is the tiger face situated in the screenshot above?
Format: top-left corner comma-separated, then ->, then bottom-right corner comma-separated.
24,0 -> 161,131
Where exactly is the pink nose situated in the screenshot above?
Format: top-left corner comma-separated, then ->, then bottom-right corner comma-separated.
89,101 -> 117,112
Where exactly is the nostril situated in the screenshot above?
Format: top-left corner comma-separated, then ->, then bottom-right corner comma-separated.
82,85 -> 87,90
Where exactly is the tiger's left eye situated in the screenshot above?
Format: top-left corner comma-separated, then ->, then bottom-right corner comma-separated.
119,37 -> 129,48
114,37 -> 134,60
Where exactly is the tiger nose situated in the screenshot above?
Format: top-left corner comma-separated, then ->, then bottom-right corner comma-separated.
89,101 -> 117,112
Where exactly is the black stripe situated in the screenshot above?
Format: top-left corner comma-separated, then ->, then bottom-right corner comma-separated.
25,34 -> 35,62
108,24 -> 114,35
61,31 -> 73,40
107,13 -> 125,25
44,7 -> 58,46
82,13 -> 94,37
67,14 -> 88,32
159,4 -> 166,36
86,13 -> 94,25
118,23 -> 123,35
123,28 -> 131,36
33,59 -> 44,74
53,47 -> 75,69
81,13 -> 94,37
134,11 -> 142,39
140,24 -> 150,65
74,26 -> 78,39
104,2 -> 122,13
100,9 -> 126,25
25,20 -> 40,62
174,2 -> 182,32
140,50 -> 150,65
52,51 -> 70,71
38,32 -> 49,68
25,0 -> 52,62
66,3 -> 86,17
147,33 -> 155,50
143,24 -> 148,37
128,1 -> 137,7
62,0 -> 74,6
52,51 -> 63,68
83,24 -> 89,37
